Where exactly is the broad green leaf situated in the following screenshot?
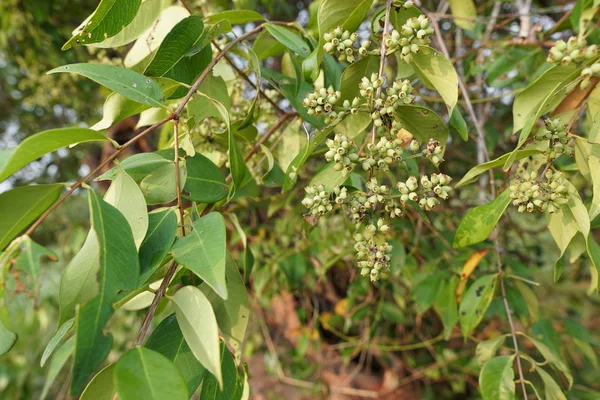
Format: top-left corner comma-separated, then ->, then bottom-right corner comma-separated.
318,0 -> 372,50
448,0 -> 477,30
453,190 -> 511,248
92,0 -> 169,48
172,286 -> 222,387
395,105 -> 449,143
589,156 -> 600,220
411,46 -> 458,114
70,191 -> 139,394
115,347 -> 188,400
450,107 -> 468,141
40,337 -> 74,400
80,364 -> 115,400
139,160 -> 188,205
200,253 -> 250,360
0,184 -> 63,250
283,127 -> 334,192
138,208 -> 178,284
198,343 -> 245,400
91,78 -> 182,130
0,128 -> 109,183
527,335 -> 573,388
338,56 -> 380,102
48,63 -> 165,108
41,318 -> 74,367
264,24 -> 310,57
513,280 -> 539,324
124,6 -> 190,68
183,153 -> 228,203
459,274 -> 498,337
586,235 -> 600,294
252,31 -> 286,60
310,162 -> 353,191
537,368 -> 567,400
144,16 -> 205,77
411,272 -> 445,313
456,150 -> 541,188
434,276 -> 459,340
146,313 -> 206,394
97,152 -> 172,182
476,335 -> 507,367
14,236 -> 57,277
479,356 -> 516,400
103,167 -> 148,249
171,212 -> 227,299
204,10 -> 265,25
62,0 -> 142,50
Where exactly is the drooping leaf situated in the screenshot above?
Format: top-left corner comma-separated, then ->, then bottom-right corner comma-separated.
411,46 -> 458,114
97,151 -> 173,182
411,272 -> 445,314
450,107 -> 468,141
527,334 -> 573,388
144,16 -> 205,77
589,156 -> 600,220
171,212 -> 227,299
0,128 -> 109,183
537,368 -> 567,400
479,356 -> 516,400
48,64 -> 165,108
459,274 -> 498,337
80,364 -> 116,400
447,0 -> 477,30
394,105 -> 448,144
513,280 -> 539,324
310,162 -> 353,191
115,347 -> 189,400
204,10 -> 265,25
41,318 -> 74,367
456,150 -> 541,188
62,0 -> 142,50
434,275 -> 459,340
172,286 -> 222,387
183,153 -> 228,204
476,335 -> 507,367
138,208 -> 178,284
264,24 -> 310,57
198,343 -> 245,400
0,184 -> 63,250
70,191 -> 139,394
146,313 -> 206,394
40,337 -> 75,400
453,190 -> 511,248
200,253 -> 250,360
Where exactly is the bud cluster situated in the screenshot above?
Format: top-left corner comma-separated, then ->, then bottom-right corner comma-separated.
384,15 -> 434,62
359,136 -> 404,171
547,37 -> 597,66
323,27 -> 360,63
396,173 -> 452,210
508,170 -> 569,214
422,139 -> 445,166
534,118 -> 573,159
325,134 -> 360,176
354,231 -> 393,282
301,185 -> 334,216
580,62 -> 600,89
303,87 -> 340,116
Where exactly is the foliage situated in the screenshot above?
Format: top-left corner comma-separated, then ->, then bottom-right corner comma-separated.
1,0 -> 600,399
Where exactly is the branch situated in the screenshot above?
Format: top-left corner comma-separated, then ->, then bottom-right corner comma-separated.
371,0 -> 393,145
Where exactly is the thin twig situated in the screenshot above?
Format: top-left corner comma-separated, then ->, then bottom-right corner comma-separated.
371,0 -> 393,145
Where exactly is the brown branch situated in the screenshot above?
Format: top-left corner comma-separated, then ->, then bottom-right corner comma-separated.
371,0 -> 393,145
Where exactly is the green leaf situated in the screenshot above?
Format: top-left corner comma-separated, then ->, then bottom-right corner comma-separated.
145,314 -> 206,394
476,335 -> 507,367
97,152 -> 173,182
171,212 -> 227,299
48,63 -> 165,108
92,0 -> 169,48
145,16 -> 205,77
264,24 -> 310,57
40,337 -> 74,400
310,162 -> 353,191
0,128 -> 109,183
14,236 -> 57,277
80,364 -> 116,400
449,107 -> 468,141
199,343 -> 245,400
513,280 -> 539,324
459,274 -> 498,337
115,347 -> 189,400
318,0 -> 372,46
70,191 -> 140,394
394,105 -> 448,144
139,160 -> 188,205
338,56 -> 380,102
479,356 -> 516,400
62,0 -> 142,50
138,209 -> 178,285
537,368 -> 567,400
204,10 -> 265,25
411,46 -> 458,114
434,275 -> 459,340
0,184 -> 62,250
172,286 -> 222,387
238,48 -> 261,129
447,0 -> 477,30
456,150 -> 541,188
183,154 -> 228,203
453,190 -> 511,248
389,4 -> 422,31
411,272 -> 445,313
527,335 -> 573,388
41,318 -> 74,367
283,127 -> 334,192
200,253 -> 250,360
589,156 -> 600,220
103,167 -> 148,249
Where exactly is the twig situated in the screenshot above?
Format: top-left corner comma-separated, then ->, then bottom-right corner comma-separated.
371,0 -> 393,145
515,0 -> 533,39
172,120 -> 186,237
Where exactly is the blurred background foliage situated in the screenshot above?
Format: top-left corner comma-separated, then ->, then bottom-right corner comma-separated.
1,0 -> 599,399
